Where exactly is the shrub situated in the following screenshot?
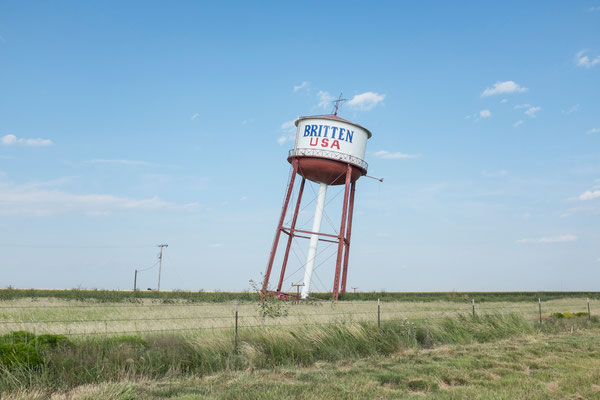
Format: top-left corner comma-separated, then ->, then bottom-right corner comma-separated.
0,343 -> 42,368
551,312 -> 589,319
35,334 -> 69,348
0,331 -> 36,345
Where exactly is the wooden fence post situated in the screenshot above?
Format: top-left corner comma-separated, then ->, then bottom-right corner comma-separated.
588,298 -> 591,321
234,300 -> 239,351
377,298 -> 381,328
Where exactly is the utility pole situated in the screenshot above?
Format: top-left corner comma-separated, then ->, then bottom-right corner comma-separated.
133,269 -> 138,291
157,244 -> 168,291
291,283 -> 305,303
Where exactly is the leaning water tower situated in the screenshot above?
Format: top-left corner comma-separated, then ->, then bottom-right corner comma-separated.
262,102 -> 372,301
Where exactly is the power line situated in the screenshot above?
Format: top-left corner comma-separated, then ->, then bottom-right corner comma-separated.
137,259 -> 159,272
0,244 -> 156,249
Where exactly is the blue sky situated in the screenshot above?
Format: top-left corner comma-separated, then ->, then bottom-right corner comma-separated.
1,1 -> 599,292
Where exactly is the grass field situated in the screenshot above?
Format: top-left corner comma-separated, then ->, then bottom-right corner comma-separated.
1,288 -> 599,303
0,292 -> 598,399
0,296 -> 597,335
1,317 -> 599,399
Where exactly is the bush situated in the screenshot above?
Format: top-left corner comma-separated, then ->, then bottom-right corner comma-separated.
551,312 -> 589,319
0,331 -> 36,344
0,343 -> 43,368
35,334 -> 69,348
0,332 -> 69,371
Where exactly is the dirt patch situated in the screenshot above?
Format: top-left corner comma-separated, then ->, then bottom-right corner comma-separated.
546,381 -> 559,392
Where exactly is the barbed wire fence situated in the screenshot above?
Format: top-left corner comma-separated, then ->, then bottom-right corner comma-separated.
0,298 -> 596,338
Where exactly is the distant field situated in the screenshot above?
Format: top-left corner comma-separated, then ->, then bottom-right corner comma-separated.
1,287 -> 599,303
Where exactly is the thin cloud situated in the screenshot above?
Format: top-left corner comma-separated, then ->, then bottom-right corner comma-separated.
277,119 -> 297,145
293,81 -> 309,92
563,104 -> 579,114
481,81 -> 528,97
374,150 -> 421,160
524,106 -> 541,117
347,92 -> 386,111
515,104 -> 541,117
0,182 -> 201,216
317,91 -> 334,110
575,50 -> 600,68
591,6 -> 600,11
587,128 -> 600,134
85,159 -> 151,166
500,98 -> 509,103
1,134 -> 53,147
83,159 -> 176,168
513,120 -> 524,127
191,113 -> 199,120
516,234 -> 577,244
562,205 -> 600,217
579,190 -> 600,201
19,177 -> 74,189
465,110 -> 491,121
208,243 -> 223,248
482,169 -> 507,177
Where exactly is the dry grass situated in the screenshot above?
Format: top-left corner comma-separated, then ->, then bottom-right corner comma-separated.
0,297 -> 596,335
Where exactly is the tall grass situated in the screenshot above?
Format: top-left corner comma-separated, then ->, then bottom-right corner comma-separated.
1,312 -> 582,395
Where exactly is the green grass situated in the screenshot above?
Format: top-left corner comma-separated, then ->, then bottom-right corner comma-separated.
1,287 -> 599,304
0,291 -> 597,398
0,313 -> 597,398
0,288 -> 259,304
551,311 -> 589,318
4,320 -> 600,399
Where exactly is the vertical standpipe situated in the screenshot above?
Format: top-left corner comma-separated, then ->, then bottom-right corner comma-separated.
301,182 -> 328,299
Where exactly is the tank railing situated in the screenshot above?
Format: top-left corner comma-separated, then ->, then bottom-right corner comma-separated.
288,148 -> 368,171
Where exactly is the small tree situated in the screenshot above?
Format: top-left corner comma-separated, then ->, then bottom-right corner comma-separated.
249,279 -> 289,319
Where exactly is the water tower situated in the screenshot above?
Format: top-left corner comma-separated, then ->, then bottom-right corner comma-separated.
261,106 -> 372,301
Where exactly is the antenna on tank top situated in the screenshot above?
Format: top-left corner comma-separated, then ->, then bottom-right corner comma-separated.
332,93 -> 347,116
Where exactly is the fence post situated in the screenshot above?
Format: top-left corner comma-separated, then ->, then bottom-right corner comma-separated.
472,299 -> 475,317
588,298 -> 591,321
234,300 -> 239,351
538,298 -> 542,324
377,298 -> 381,328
